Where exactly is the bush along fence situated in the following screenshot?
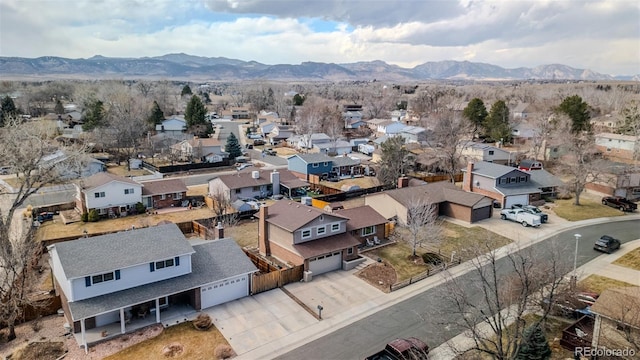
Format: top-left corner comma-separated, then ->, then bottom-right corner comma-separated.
389,258 -> 462,292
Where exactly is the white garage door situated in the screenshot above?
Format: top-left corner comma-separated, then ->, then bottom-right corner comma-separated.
309,251 -> 342,275
200,275 -> 249,309
504,194 -> 529,209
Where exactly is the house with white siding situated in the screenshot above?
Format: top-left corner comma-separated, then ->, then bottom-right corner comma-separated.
75,172 -> 143,218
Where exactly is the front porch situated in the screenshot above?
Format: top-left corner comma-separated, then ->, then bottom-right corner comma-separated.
74,302 -> 196,348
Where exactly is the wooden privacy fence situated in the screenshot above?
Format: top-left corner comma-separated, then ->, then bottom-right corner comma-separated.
389,258 -> 461,292
409,173 -> 463,183
243,249 -> 304,294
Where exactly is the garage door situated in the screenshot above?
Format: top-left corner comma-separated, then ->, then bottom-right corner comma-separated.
504,194 -> 529,209
309,251 -> 342,275
200,275 -> 249,309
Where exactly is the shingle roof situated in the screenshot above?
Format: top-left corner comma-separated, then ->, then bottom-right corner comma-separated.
67,238 -> 257,320
331,156 -> 360,167
380,181 -> 490,208
188,137 -> 221,147
78,172 -> 140,190
52,224 -> 195,279
335,206 -> 387,231
527,169 -> 564,188
140,178 -> 187,196
463,161 -> 526,178
214,169 -> 304,190
315,140 -> 352,149
295,153 -> 333,164
590,286 -> 640,328
263,200 -> 349,232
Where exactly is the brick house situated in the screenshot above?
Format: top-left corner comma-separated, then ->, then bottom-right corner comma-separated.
140,178 -> 188,209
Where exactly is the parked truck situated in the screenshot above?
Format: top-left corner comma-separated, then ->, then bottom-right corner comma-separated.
601,196 -> 637,212
358,143 -> 375,155
365,338 -> 429,360
500,208 -> 542,227
512,204 -> 549,223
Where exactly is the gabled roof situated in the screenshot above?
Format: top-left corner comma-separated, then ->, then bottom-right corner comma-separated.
51,223 -> 195,280
213,169 -> 304,190
188,137 -> 221,147
380,181 -> 490,208
141,178 -> 188,196
335,206 -> 387,231
291,153 -> 333,164
590,286 -> 640,328
527,169 -> 564,188
315,140 -> 352,150
78,172 -> 140,190
367,118 -> 388,125
401,126 -> 426,135
263,200 -> 349,232
67,238 -> 257,321
459,141 -> 510,155
331,156 -> 360,167
463,161 -> 527,179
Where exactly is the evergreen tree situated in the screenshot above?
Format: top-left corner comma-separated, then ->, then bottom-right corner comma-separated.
1,95 -> 18,126
485,100 -> 512,143
147,101 -> 165,126
82,98 -> 106,131
181,84 -> 192,96
377,136 -> 413,187
463,98 -> 488,134
516,323 -> 552,360
184,96 -> 207,128
225,132 -> 243,160
293,93 -> 305,106
557,95 -> 591,134
54,100 -> 65,115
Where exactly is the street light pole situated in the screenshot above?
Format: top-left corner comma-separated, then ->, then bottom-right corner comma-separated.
572,233 -> 581,289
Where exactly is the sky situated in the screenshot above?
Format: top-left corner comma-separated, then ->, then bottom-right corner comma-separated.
1,0 -> 638,76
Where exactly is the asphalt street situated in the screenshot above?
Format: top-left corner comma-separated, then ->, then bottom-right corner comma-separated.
276,220 -> 640,360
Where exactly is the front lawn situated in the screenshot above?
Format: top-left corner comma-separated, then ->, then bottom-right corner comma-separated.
553,198 -> 624,221
577,274 -> 635,294
612,247 -> 640,271
104,322 -> 230,360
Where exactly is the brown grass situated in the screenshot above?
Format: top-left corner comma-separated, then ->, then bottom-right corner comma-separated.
105,164 -> 151,177
104,322 -> 229,360
35,207 -> 215,242
225,219 -> 259,248
319,176 -> 380,190
552,198 -> 624,221
187,185 -> 209,197
612,247 -> 640,271
578,274 -> 635,294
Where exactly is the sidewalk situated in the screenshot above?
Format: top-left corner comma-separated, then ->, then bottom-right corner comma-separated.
232,214 -> 640,360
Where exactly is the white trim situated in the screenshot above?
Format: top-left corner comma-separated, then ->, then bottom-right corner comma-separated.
361,226 -> 375,236
330,223 -> 340,232
301,228 -> 312,239
316,225 -> 326,235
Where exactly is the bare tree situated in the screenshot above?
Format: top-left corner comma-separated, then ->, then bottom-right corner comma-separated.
398,197 -> 443,258
441,239 -> 571,359
526,113 -> 555,161
0,117 -> 86,341
428,111 -> 472,182
295,96 -> 323,152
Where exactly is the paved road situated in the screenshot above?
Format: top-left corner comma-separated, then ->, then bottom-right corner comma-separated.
277,220 -> 640,360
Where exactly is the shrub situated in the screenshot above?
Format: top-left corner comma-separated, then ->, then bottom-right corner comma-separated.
192,313 -> 212,331
81,212 -> 88,222
87,209 -> 99,222
135,202 -> 146,214
214,344 -> 235,359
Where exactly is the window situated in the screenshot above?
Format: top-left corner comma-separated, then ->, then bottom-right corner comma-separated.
175,192 -> 182,200
124,188 -> 134,195
323,162 -> 329,166
235,189 -> 241,194
94,192 -> 105,198
252,186 -> 260,191
362,226 -> 375,236
86,270 -> 119,286
160,194 -> 166,200
499,178 -> 507,184
331,223 -> 340,232
301,229 -> 311,239
317,226 -> 326,235
519,176 -> 527,182
347,248 -> 353,255
312,163 -> 319,168
488,150 -> 494,155
150,257 -> 179,272
509,177 -> 516,183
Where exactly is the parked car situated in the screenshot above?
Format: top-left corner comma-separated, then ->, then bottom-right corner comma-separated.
601,196 -> 637,212
237,163 -> 253,171
263,148 -> 277,156
36,212 -> 55,222
593,235 -> 621,254
245,144 -> 254,149
253,139 -> 266,146
365,337 -> 429,360
500,208 -> 541,227
512,204 -> 548,223
0,166 -> 12,175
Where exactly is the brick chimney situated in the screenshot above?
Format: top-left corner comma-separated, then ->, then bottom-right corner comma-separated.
216,221 -> 224,239
258,206 -> 270,256
463,162 -> 474,192
398,176 -> 409,188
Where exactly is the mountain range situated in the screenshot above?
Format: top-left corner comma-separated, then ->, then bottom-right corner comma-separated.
0,53 -> 635,81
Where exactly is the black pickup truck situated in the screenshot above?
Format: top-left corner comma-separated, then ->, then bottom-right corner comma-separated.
365,338 -> 429,360
602,196 -> 637,212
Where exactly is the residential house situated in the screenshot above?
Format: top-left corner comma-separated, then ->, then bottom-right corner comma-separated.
290,133 -> 332,150
398,126 -> 429,144
140,178 -> 188,209
259,121 -> 277,137
220,107 -> 251,120
512,103 -> 530,119
376,120 -> 407,135
267,124 -> 295,145
258,200 -> 361,275
461,161 -> 563,208
334,206 -> 388,245
459,142 -> 515,165
209,169 -> 309,202
511,121 -> 537,142
518,159 -> 544,171
595,133 -> 639,160
590,113 -> 622,133
171,137 -> 226,162
155,116 -> 186,135
390,109 -> 408,122
367,118 -> 389,132
314,140 -> 353,155
40,150 -> 106,180
287,153 -> 363,180
75,172 -> 143,218
365,180 -> 494,224
343,105 -> 365,129
49,223 -> 258,350
589,287 -> 640,352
